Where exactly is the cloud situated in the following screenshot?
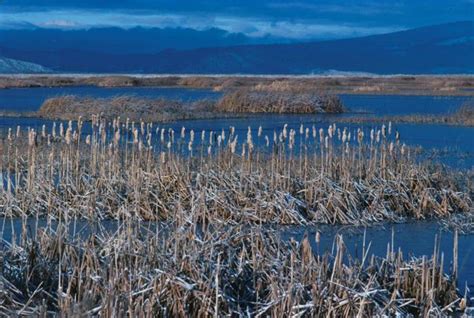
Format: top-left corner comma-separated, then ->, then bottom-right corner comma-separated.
0,9 -> 403,40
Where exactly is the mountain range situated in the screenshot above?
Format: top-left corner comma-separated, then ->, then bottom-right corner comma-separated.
0,21 -> 472,74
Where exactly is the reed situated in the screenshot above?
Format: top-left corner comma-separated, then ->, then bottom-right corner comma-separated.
0,118 -> 471,224
0,117 -> 472,315
0,219 -> 467,316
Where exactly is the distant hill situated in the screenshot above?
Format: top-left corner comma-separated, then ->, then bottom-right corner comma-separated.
0,56 -> 50,74
0,27 -> 278,54
0,21 -> 472,74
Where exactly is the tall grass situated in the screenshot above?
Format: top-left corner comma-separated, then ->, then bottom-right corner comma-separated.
0,118 -> 470,223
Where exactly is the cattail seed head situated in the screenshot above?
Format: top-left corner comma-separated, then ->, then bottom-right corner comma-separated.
258,126 -> 263,137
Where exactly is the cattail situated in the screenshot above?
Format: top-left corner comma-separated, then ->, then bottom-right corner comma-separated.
160,129 -> 165,143
299,124 -> 304,135
65,128 -> 71,145
190,130 -> 195,143
376,130 -> 381,143
328,125 -> 333,138
181,127 -> 186,139
133,128 -> 139,144
357,129 -> 364,144
59,123 -> 64,138
305,128 -> 309,140
52,123 -> 56,138
114,129 -> 121,145
209,131 -> 214,145
217,135 -> 222,147
283,124 -> 288,139
167,141 -> 171,150
288,129 -> 295,150
241,143 -> 246,157
188,141 -> 193,152
370,129 -> 375,142
388,121 -> 392,135
16,125 -> 21,138
160,152 -> 166,164
230,126 -> 235,137
247,127 -> 253,150
324,136 -> 329,149
28,129 -> 36,147
389,142 -> 394,155
401,143 -> 406,155
230,136 -> 238,154
395,131 -> 400,142
265,135 -> 270,147
273,131 -> 277,143
319,128 -> 324,143
258,126 -> 263,137
337,128 -> 341,140
201,130 -> 206,142
381,124 -> 386,138
207,145 -> 212,156
315,231 -> 321,244
312,125 -> 317,139
7,128 -> 12,141
86,135 -> 91,145
41,125 -> 46,138
342,129 -> 347,143
221,129 -> 225,142
141,121 -> 145,136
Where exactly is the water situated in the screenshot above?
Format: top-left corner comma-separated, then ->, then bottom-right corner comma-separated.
0,86 -> 221,112
1,218 -> 472,289
340,94 -> 472,115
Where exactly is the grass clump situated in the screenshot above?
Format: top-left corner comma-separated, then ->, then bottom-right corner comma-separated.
216,89 -> 344,114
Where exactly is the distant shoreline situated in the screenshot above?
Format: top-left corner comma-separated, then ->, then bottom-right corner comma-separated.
1,74 -> 474,96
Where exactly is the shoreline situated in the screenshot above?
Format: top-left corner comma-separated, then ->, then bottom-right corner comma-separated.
1,74 -> 473,96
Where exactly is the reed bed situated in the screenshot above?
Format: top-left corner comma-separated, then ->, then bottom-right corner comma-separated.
216,89 -> 344,113
0,218 -> 468,316
0,118 -> 471,224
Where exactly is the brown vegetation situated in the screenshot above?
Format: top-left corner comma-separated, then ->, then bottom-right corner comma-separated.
37,95 -> 220,122
216,89 -> 344,114
1,75 -> 473,96
0,220 -> 465,316
0,118 -> 471,315
36,91 -> 344,121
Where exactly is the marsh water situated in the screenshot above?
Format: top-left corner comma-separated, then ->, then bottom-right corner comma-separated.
1,87 -> 473,167
1,86 -> 474,289
1,218 -> 472,289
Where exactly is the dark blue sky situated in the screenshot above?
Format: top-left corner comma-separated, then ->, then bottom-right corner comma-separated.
1,0 -> 473,40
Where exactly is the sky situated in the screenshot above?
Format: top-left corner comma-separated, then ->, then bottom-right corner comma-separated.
1,0 -> 473,40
